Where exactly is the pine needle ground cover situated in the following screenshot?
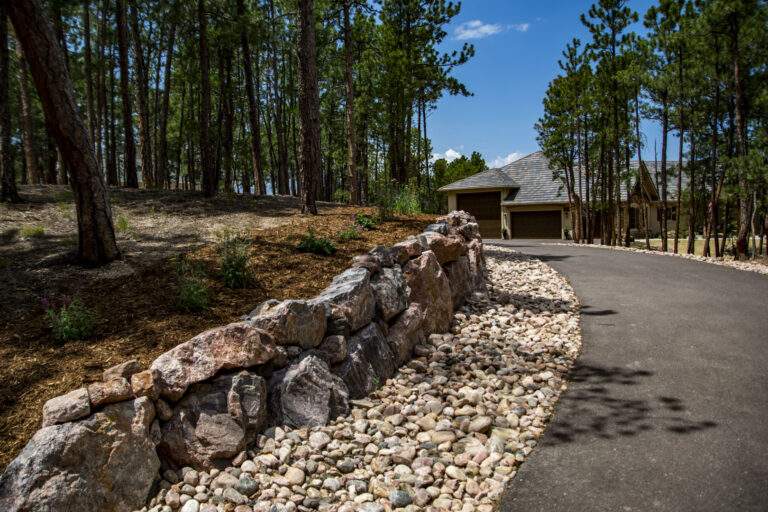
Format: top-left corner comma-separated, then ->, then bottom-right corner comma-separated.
0,185 -> 431,469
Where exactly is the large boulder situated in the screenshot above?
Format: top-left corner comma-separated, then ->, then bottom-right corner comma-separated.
370,266 -> 409,321
269,355 -> 349,428
159,371 -> 267,469
386,303 -> 426,366
246,299 -> 326,349
334,323 -> 397,399
0,398 -> 159,512
151,322 -> 275,401
312,267 -> 375,335
416,232 -> 466,264
403,250 -> 453,334
443,255 -> 472,307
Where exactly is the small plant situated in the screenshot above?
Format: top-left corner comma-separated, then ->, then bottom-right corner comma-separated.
337,226 -> 362,242
43,297 -> 96,342
219,234 -> 252,288
20,225 -> 46,239
115,214 -> 131,234
298,228 -> 337,256
355,213 -> 378,230
174,256 -> 211,311
177,275 -> 211,311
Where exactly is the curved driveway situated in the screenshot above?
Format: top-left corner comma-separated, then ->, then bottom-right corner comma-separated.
492,240 -> 768,512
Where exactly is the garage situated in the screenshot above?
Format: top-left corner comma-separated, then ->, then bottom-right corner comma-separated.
457,192 -> 501,238
509,210 -> 562,238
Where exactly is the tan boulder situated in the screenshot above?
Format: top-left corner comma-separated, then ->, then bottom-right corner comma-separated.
150,322 -> 275,401
403,251 -> 453,334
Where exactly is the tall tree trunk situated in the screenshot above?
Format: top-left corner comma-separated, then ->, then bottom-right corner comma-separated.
157,13 -> 175,189
129,0 -> 153,187
660,90 -> 669,252
730,16 -> 751,259
95,0 -> 108,177
704,40 -> 722,257
297,0 -> 319,214
17,46 -> 41,184
107,43 -> 119,186
238,0 -> 265,195
9,0 -> 120,264
268,0 -> 289,195
83,1 -> 96,146
222,49 -> 234,193
342,0 -> 358,204
0,5 -> 20,202
198,0 -> 216,197
117,0 -> 138,187
686,135 -> 696,254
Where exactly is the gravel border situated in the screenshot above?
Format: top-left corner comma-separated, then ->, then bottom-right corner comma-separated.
547,242 -> 768,276
138,246 -> 582,512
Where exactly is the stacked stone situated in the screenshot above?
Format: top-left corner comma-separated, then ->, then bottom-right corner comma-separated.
0,211 -> 487,512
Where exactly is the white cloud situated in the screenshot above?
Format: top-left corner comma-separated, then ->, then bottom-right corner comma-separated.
489,152 -> 524,168
510,23 -> 530,32
431,148 -> 463,163
454,20 -> 504,40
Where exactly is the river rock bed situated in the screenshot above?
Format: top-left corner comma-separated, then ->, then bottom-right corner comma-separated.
137,246 -> 581,512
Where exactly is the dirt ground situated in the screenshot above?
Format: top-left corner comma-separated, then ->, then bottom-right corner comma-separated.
0,185 -> 432,469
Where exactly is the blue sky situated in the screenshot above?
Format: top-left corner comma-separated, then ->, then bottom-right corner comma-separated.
429,0 -> 660,168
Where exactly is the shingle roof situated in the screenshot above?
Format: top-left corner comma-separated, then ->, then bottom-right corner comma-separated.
439,151 -> 686,204
437,167 -> 519,192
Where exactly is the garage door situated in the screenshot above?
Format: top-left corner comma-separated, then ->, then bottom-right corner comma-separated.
509,210 -> 562,238
457,192 -> 501,238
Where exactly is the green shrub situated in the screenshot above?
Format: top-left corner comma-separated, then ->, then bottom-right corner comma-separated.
337,226 -> 362,242
219,235 -> 252,288
298,228 -> 337,256
44,297 -> 96,342
115,214 -> 131,234
174,256 -> 211,311
20,225 -> 46,238
332,189 -> 351,204
177,275 -> 210,311
355,213 -> 378,230
393,182 -> 422,216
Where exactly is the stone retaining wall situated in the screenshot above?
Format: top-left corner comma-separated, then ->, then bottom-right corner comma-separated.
0,211 -> 487,512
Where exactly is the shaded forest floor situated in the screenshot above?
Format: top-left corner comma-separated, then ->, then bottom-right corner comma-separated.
0,185 -> 432,469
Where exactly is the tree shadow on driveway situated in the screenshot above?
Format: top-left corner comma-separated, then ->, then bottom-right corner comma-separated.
545,363 -> 717,445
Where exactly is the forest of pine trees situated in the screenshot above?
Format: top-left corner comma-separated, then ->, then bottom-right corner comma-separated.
0,0 -> 473,263
536,0 -> 768,260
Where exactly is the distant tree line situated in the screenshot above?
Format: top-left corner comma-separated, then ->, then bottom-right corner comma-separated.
0,0 -> 474,264
537,0 -> 767,260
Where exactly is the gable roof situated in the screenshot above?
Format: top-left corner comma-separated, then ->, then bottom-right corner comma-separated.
437,167 -> 519,192
439,151 -> 686,204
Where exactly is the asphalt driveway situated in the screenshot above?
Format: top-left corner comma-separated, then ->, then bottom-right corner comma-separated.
490,240 -> 768,512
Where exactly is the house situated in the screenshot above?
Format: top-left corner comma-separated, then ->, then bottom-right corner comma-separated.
438,151 -> 684,239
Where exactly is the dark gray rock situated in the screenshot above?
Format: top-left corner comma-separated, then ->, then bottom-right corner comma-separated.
312,267 -> 375,335
371,266 -> 409,321
334,323 -> 397,398
312,335 -> 348,364
424,222 -> 449,235
0,398 -> 159,512
269,355 -> 350,427
159,371 -> 267,469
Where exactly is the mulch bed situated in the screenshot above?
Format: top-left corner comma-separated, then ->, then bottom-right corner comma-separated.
0,188 -> 431,469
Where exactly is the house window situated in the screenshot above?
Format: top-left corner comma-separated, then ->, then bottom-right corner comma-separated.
629,207 -> 639,229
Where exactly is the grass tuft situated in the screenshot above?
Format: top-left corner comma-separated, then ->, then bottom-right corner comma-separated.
298,228 -> 337,256
43,297 -> 96,342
